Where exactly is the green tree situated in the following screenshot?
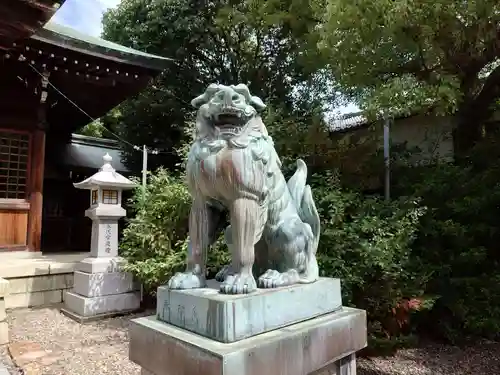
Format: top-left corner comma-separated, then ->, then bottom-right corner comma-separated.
76,107 -> 122,139
102,0 -> 332,171
316,0 -> 500,153
76,120 -> 105,138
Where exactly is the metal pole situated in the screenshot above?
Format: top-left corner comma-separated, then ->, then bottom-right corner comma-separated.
384,117 -> 391,201
140,145 -> 148,303
142,145 -> 148,189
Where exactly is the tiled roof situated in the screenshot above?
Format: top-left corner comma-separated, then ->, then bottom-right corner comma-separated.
63,134 -> 128,172
328,112 -> 369,132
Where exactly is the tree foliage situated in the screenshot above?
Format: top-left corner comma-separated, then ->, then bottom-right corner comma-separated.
316,0 -> 500,147
102,0 -> 332,171
393,134 -> 500,342
76,120 -> 105,138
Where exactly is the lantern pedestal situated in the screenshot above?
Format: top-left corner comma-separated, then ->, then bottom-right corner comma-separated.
62,153 -> 140,322
62,256 -> 140,322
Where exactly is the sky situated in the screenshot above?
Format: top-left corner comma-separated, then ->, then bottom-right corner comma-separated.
50,0 -> 358,115
51,0 -> 122,37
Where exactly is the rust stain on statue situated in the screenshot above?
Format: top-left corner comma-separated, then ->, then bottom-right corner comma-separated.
217,150 -> 241,187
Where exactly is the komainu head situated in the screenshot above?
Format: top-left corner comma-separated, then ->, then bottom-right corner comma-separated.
191,84 -> 266,139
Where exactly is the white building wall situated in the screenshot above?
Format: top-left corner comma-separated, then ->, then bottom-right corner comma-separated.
390,114 -> 455,163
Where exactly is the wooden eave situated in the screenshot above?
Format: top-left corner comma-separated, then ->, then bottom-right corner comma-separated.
0,0 -> 65,50
0,20 -> 172,136
8,38 -> 154,85
31,22 -> 172,71
0,51 -> 152,135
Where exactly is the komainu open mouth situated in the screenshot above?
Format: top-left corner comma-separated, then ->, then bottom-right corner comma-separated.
215,114 -> 242,125
213,106 -> 248,126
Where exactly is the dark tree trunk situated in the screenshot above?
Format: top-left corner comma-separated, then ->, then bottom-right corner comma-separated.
452,115 -> 483,160
453,63 -> 500,158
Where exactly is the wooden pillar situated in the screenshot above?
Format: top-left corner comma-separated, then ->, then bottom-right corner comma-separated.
27,70 -> 49,252
26,128 -> 46,252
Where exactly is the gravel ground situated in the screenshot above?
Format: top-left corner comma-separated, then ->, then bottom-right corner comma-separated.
1,306 -> 499,374
4,305 -> 152,375
357,341 -> 500,375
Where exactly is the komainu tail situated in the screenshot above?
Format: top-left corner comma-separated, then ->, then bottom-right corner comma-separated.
287,159 -> 321,254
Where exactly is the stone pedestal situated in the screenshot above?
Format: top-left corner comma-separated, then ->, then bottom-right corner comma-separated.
62,257 -> 140,322
129,278 -> 367,375
157,278 -> 342,343
62,153 -> 139,322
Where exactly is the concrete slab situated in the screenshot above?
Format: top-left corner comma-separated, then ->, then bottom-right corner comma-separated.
0,279 -> 8,298
5,289 -> 63,309
129,308 -> 367,375
0,252 -> 87,278
0,262 -> 51,278
0,300 -> 6,321
157,277 -> 342,343
8,274 -> 73,295
0,322 -> 8,345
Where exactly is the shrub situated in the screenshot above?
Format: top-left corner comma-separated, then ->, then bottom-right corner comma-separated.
119,168 -> 229,294
392,136 -> 500,342
311,172 -> 431,351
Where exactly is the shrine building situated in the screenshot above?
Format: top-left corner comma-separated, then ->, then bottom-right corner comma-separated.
0,0 -> 170,255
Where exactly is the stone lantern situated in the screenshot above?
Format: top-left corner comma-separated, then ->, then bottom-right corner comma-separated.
62,153 -> 140,322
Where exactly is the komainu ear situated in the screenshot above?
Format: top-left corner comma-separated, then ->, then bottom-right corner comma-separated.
231,84 -> 267,110
191,83 -> 220,108
250,95 -> 266,110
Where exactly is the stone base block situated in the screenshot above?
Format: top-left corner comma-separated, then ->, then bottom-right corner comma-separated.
130,307 -> 367,375
0,299 -> 6,322
75,257 -> 126,274
62,290 -> 140,319
157,277 -> 342,343
73,271 -> 138,297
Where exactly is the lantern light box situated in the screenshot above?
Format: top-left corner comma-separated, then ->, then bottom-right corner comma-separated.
73,153 -> 136,258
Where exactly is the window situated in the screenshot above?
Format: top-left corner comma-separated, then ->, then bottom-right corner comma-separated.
91,190 -> 98,205
0,131 -> 30,199
102,189 -> 118,204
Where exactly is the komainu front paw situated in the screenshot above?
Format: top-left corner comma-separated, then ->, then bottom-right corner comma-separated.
215,264 -> 236,282
167,271 -> 206,290
258,269 -> 300,288
220,273 -> 257,294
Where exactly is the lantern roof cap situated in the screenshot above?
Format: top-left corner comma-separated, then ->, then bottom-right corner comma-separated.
73,153 -> 136,190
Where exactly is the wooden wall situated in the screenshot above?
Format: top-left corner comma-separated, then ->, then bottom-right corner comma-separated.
0,126 -> 34,251
0,199 -> 29,249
